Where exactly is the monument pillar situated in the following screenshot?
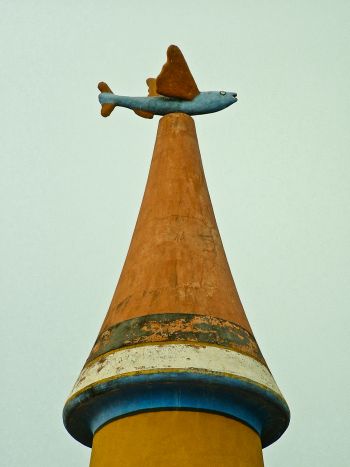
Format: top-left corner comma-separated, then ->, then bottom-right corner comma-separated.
64,114 -> 289,466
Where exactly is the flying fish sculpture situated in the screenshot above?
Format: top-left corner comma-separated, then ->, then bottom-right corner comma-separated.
98,45 -> 238,119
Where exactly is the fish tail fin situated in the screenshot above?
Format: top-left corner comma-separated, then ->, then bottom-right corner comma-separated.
98,82 -> 116,117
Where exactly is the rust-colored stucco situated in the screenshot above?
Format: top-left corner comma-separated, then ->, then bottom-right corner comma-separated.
99,113 -> 252,335
90,411 -> 264,467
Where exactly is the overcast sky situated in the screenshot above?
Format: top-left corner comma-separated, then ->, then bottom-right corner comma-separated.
1,1 -> 349,466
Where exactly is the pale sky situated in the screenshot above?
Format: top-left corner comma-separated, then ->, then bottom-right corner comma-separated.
1,1 -> 349,466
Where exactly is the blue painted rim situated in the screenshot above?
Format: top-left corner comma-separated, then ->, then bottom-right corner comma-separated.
63,372 -> 290,448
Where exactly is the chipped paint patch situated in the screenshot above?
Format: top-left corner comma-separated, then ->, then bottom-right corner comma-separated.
89,313 -> 264,364
71,343 -> 281,398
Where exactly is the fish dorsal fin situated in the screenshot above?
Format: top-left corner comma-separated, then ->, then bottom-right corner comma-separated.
134,78 -> 157,117
146,78 -> 160,96
156,45 -> 200,100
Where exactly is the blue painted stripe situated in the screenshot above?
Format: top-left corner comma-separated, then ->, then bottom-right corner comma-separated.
63,372 -> 290,448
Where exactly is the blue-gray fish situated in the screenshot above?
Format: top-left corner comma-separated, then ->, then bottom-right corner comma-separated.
98,45 -> 238,119
98,90 -> 238,117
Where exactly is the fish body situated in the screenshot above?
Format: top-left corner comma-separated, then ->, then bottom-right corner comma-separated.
99,91 -> 237,116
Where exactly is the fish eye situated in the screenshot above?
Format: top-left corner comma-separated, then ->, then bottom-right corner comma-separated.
220,91 -> 226,95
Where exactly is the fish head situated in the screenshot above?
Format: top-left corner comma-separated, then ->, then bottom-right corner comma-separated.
218,90 -> 238,104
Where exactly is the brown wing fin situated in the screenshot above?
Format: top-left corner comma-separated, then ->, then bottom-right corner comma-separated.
133,109 -> 154,119
156,45 -> 200,100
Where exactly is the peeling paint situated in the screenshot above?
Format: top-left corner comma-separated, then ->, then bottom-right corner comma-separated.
89,313 -> 264,364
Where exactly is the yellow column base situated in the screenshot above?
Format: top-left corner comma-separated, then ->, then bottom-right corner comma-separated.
90,411 -> 264,467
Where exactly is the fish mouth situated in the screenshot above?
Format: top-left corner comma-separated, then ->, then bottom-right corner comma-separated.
232,92 -> 237,98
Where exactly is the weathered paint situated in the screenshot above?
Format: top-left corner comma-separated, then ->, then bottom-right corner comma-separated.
88,313 -> 265,364
72,343 -> 279,397
90,412 -> 264,467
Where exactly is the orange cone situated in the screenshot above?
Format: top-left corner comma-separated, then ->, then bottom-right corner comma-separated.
64,113 -> 289,466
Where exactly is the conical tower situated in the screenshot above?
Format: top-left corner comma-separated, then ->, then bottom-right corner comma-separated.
63,47 -> 289,466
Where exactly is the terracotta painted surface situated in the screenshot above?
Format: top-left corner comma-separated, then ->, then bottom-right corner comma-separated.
90,411 -> 264,467
99,113 -> 252,335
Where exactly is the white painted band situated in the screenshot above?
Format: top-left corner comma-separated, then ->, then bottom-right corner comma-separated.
70,344 -> 282,398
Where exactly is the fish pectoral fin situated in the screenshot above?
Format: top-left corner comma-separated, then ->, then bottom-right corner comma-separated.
156,45 -> 200,100
133,109 -> 154,119
98,81 -> 117,117
146,77 -> 160,96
